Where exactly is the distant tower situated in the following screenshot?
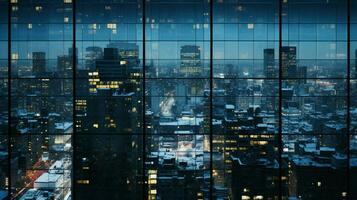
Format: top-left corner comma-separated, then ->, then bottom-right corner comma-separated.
263,49 -> 276,111
281,46 -> 297,78
85,46 -> 103,69
107,42 -> 140,67
32,52 -> 46,75
264,48 -> 275,78
298,66 -> 307,84
180,45 -> 201,76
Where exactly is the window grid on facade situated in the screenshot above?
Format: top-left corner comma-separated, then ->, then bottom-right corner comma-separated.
0,0 -> 356,200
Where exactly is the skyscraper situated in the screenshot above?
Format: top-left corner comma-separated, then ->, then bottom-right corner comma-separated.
85,46 -> 103,70
76,45 -> 142,199
263,49 -> 277,111
107,42 -> 140,67
180,45 -> 202,76
32,52 -> 46,75
264,48 -> 275,78
281,46 -> 297,79
4,0 -> 357,199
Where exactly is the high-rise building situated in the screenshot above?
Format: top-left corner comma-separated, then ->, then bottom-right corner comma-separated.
95,48 -> 138,80
264,48 -> 276,78
107,42 -> 140,67
32,52 -> 46,75
86,89 -> 138,133
57,55 -> 72,78
263,49 -> 277,111
75,133 -> 142,199
180,45 -> 202,76
76,45 -> 142,199
231,156 -> 279,200
297,66 -> 307,84
85,46 -> 103,70
281,46 -> 297,79
5,0 -> 356,199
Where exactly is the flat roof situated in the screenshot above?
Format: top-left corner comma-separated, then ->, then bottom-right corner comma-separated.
35,173 -> 62,183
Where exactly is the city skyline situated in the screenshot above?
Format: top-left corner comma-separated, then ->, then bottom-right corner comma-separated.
1,0 -> 357,200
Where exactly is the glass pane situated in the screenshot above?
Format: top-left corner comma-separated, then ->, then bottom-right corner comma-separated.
351,1 -> 357,199
145,0 -> 211,199
75,0 -> 143,199
213,0 -> 279,199
10,0 -> 73,199
282,0 -> 348,199
0,0 -> 8,197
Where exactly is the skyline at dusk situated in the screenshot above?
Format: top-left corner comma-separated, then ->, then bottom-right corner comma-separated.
1,0 -> 357,200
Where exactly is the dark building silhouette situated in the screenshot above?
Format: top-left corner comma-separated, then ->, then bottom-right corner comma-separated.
231,156 -> 279,200
281,46 -> 297,79
85,46 -> 103,70
263,48 -> 277,111
75,44 -> 142,199
264,48 -> 276,79
180,45 -> 202,75
32,52 -> 46,75
4,0 -> 356,199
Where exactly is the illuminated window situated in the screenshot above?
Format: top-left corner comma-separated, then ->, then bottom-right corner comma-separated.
107,23 -> 117,29
35,6 -> 42,11
11,53 -> 19,60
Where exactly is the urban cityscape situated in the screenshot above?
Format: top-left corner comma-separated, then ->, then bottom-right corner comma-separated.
0,0 -> 357,200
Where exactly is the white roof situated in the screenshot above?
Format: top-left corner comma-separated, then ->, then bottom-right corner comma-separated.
55,122 -> 73,130
159,117 -> 204,126
35,173 -> 62,183
225,104 -> 235,109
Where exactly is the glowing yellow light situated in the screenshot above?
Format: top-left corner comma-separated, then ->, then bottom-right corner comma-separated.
35,6 -> 42,12
107,23 -> 117,29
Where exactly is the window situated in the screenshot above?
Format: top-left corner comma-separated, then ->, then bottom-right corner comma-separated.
3,0 -> 356,199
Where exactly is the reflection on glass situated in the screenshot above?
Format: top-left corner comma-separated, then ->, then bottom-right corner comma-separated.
145,0 -> 211,199
0,0 -> 8,198
212,0 -> 280,199
10,0 -> 73,199
74,0 -> 143,199
4,0 -> 356,199
351,1 -> 357,200
282,0 -> 348,199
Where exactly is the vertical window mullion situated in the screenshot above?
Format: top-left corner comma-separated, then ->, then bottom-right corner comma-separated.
142,0 -> 147,199
7,0 -> 12,198
72,0 -> 76,199
347,0 -> 351,199
278,0 -> 283,199
209,0 -> 214,199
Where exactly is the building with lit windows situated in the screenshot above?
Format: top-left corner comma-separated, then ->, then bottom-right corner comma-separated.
1,0 -> 357,200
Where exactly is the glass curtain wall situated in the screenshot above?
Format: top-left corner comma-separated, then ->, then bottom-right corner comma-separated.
350,0 -> 357,199
10,0 -> 73,199
74,0 -> 143,199
2,0 -> 357,199
0,0 -> 8,198
144,0 -> 211,199
212,1 -> 280,199
282,0 -> 348,199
